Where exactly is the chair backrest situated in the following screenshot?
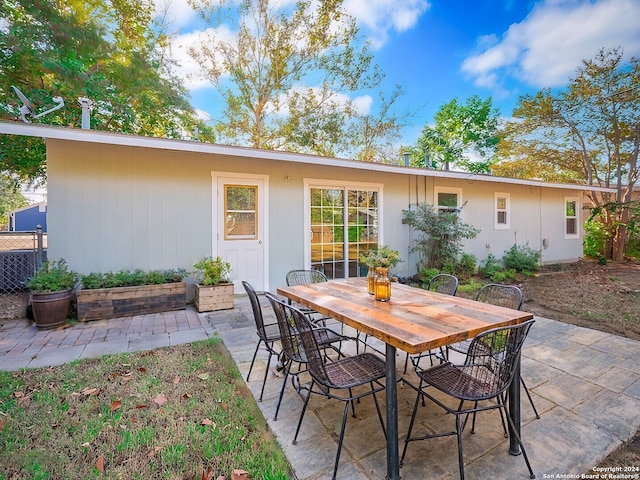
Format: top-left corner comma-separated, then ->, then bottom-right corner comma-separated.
464,319 -> 535,400
286,269 -> 328,286
427,274 -> 458,296
287,301 -> 333,387
475,284 -> 523,310
265,293 -> 307,364
242,281 -> 268,338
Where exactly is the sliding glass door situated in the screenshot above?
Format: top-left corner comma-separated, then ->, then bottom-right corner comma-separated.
309,186 -> 379,279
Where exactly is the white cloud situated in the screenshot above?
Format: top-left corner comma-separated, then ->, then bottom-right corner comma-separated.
152,0 -> 197,30
344,0 -> 431,49
461,0 -> 640,89
166,25 -> 236,90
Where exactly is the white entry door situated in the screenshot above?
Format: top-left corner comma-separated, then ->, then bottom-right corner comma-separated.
215,174 -> 268,293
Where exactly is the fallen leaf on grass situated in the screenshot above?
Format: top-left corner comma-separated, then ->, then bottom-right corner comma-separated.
95,456 -> 104,472
13,391 -> 23,398
81,387 -> 100,396
0,417 -> 6,432
197,373 -> 210,381
154,393 -> 168,406
201,418 -> 216,427
221,401 -> 229,411
147,446 -> 162,458
173,376 -> 180,384
110,400 -> 122,412
200,467 -> 215,480
138,367 -> 146,373
182,393 -> 192,399
136,404 -> 147,409
231,469 -> 248,480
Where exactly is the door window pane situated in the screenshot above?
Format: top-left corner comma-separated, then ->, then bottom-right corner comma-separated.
225,185 -> 257,239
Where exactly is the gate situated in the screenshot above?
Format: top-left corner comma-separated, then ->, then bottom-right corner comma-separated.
0,226 -> 47,319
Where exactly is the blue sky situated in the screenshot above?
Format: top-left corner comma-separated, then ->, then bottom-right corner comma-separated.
155,0 -> 640,146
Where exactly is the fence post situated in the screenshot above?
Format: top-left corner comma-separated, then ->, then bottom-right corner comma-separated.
36,225 -> 44,271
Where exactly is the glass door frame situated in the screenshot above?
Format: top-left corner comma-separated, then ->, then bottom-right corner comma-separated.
303,178 -> 384,279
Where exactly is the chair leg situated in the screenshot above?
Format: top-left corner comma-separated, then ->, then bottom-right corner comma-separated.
401,380 -> 424,465
370,384 -> 387,439
273,362 -> 292,421
521,377 -> 540,419
455,413 -> 466,480
258,350 -> 273,402
503,407 -> 536,479
331,399 -> 352,480
246,338 -> 263,382
293,379 -> 315,445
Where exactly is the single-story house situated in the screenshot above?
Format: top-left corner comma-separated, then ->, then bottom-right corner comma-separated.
9,202 -> 48,232
0,121 -> 617,298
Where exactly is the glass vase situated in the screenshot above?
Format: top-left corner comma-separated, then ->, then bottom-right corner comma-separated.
367,266 -> 376,295
374,267 -> 391,302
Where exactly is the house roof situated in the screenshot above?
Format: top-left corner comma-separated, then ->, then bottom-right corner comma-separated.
9,201 -> 47,215
0,120 -> 617,193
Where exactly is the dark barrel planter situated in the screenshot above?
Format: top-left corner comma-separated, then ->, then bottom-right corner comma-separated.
30,289 -> 73,330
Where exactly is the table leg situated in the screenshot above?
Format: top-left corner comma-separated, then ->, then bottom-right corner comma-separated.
385,343 -> 400,480
508,353 -> 522,456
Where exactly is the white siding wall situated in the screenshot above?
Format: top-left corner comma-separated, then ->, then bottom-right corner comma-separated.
47,139 -> 583,298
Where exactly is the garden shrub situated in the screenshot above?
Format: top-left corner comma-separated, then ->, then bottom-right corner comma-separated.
402,202 -> 480,271
81,269 -> 187,289
583,218 -> 610,259
478,253 -> 501,279
454,252 -> 477,280
501,243 -> 540,274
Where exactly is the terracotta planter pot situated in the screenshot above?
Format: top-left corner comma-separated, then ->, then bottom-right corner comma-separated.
30,289 -> 73,330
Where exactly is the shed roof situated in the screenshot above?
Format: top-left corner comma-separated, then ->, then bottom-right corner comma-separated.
0,120 -> 616,193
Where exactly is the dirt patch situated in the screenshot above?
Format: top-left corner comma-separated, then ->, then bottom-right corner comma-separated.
518,259 -> 640,341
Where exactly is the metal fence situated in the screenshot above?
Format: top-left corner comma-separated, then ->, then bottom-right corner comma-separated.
0,227 -> 47,320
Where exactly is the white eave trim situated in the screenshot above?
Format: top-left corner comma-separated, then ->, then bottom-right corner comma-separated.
0,121 -> 617,193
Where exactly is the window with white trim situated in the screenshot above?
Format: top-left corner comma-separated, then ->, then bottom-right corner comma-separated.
308,183 -> 381,279
495,193 -> 510,230
434,186 -> 462,214
564,197 -> 579,238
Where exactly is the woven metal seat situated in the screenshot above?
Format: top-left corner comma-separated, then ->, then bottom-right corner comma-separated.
266,293 -> 355,421
285,269 -> 332,326
288,301 -> 387,480
404,274 -> 459,373
402,319 -> 536,480
242,281 -> 282,402
446,284 -> 539,421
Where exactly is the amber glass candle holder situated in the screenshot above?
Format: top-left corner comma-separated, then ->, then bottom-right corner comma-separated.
374,267 -> 391,302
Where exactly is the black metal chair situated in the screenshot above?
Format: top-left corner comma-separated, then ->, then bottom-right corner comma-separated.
402,319 -> 537,480
285,269 -> 332,326
265,293 -> 355,421
403,274 -> 459,373
446,284 -> 540,420
242,281 -> 282,402
288,301 -> 387,480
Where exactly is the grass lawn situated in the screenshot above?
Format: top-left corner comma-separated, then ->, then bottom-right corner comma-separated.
0,336 -> 292,480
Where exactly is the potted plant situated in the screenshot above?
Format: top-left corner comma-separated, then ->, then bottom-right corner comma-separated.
76,269 -> 188,322
26,259 -> 79,329
192,256 -> 234,312
360,245 -> 402,294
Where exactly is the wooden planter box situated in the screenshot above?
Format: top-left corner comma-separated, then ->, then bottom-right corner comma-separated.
76,282 -> 186,322
194,283 -> 234,312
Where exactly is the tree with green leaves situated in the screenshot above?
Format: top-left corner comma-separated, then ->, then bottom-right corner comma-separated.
405,95 -> 500,173
402,202 -> 480,271
494,48 -> 640,260
188,0 -> 403,161
0,0 -> 214,183
0,176 -> 28,230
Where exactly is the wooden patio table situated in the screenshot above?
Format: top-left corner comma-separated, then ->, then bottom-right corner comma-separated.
277,277 -> 534,480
